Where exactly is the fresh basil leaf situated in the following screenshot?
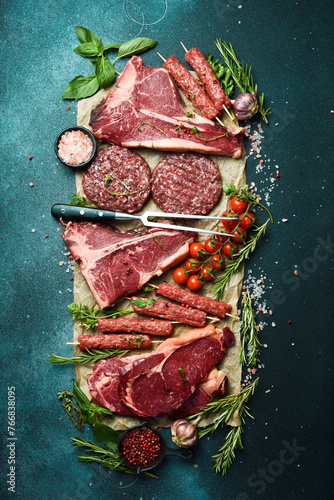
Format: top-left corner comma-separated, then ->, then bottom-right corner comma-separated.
62,74 -> 99,99
75,26 -> 101,46
74,42 -> 103,58
132,298 -> 147,308
104,43 -> 122,51
147,299 -> 156,306
93,421 -> 119,451
95,56 -> 115,88
117,37 -> 157,59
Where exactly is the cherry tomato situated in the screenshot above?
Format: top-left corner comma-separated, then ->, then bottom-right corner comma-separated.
199,265 -> 214,281
222,241 -> 238,258
232,227 -> 248,244
216,227 -> 231,244
189,242 -> 205,259
205,238 -> 222,254
239,212 -> 255,229
221,210 -> 238,229
210,254 -> 225,270
185,258 -> 201,274
230,196 -> 248,214
173,267 -> 188,284
187,274 -> 202,291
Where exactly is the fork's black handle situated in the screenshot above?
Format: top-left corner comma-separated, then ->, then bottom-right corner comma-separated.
51,204 -> 135,222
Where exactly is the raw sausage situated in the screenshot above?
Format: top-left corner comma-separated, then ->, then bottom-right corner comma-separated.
163,56 -> 219,119
78,333 -> 152,350
98,317 -> 173,336
185,48 -> 231,110
131,296 -> 207,327
157,282 -> 232,318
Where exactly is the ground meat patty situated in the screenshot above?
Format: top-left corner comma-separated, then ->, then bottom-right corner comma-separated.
82,144 -> 151,213
152,153 -> 222,215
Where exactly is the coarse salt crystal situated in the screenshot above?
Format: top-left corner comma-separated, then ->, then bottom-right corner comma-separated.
58,129 -> 93,165
282,218 -> 288,222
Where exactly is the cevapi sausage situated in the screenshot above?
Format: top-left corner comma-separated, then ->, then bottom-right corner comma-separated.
78,334 -> 152,350
185,48 -> 231,110
163,56 -> 219,120
157,282 -> 232,318
131,296 -> 207,327
98,317 -> 173,336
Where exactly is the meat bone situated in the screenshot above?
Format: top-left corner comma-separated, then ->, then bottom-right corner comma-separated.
51,204 -> 237,237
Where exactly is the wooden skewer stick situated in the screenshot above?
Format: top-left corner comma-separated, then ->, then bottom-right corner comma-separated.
226,313 -> 240,320
157,52 -> 166,63
207,316 -> 220,323
223,104 -> 235,122
180,41 -> 188,52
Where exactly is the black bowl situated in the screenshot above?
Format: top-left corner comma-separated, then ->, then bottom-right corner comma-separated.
117,421 -> 193,474
54,126 -> 97,169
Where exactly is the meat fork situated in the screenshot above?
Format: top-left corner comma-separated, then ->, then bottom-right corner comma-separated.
51,204 -> 238,237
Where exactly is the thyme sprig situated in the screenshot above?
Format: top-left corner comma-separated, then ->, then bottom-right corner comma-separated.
71,437 -> 157,477
240,292 -> 260,365
58,390 -> 85,430
68,302 -> 133,330
48,348 -> 129,365
214,40 -> 271,123
214,220 -> 269,299
188,379 -> 258,475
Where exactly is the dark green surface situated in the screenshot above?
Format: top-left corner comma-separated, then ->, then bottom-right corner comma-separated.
1,1 -> 333,499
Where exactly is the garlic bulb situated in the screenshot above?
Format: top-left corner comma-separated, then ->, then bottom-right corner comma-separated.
233,93 -> 259,120
171,419 -> 198,449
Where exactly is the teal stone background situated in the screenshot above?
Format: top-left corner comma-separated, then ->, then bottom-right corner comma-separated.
1,0 -> 333,498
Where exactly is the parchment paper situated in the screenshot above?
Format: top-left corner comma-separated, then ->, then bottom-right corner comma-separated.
72,85 -> 246,430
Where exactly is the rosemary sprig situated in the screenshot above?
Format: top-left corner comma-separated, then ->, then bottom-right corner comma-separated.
240,292 -> 260,365
214,220 -> 269,300
188,379 -> 258,475
48,348 -> 129,365
68,302 -> 133,330
214,40 -> 271,123
71,437 -> 157,478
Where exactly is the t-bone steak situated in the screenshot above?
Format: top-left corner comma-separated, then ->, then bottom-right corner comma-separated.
62,222 -> 195,308
91,56 -> 244,157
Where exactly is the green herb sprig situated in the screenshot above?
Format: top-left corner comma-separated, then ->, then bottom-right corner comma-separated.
67,302 -> 133,330
214,40 -> 271,123
70,193 -> 96,208
214,220 -> 269,299
240,292 -> 260,365
223,183 -> 273,222
188,379 -> 258,475
62,26 -> 157,99
207,53 -> 234,98
48,348 -> 129,365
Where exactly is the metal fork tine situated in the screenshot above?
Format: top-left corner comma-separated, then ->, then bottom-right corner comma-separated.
142,219 -> 234,237
144,211 -> 238,220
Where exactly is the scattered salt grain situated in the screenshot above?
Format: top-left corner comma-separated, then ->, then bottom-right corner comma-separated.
282,218 -> 288,222
59,261 -> 64,266
31,229 -> 36,233
30,182 -> 34,187
272,322 -> 276,327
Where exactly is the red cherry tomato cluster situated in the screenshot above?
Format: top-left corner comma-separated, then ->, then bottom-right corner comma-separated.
172,207 -> 255,291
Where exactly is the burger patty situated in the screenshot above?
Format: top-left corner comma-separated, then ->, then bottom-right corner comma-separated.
82,145 -> 151,213
152,152 -> 222,214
